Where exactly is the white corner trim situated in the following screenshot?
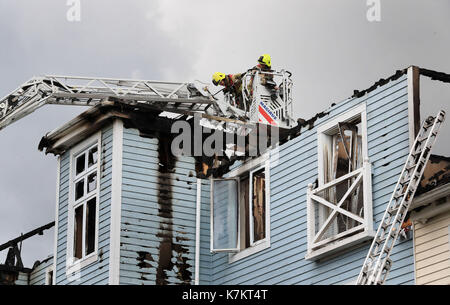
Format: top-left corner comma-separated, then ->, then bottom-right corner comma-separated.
52,156 -> 61,285
109,119 -> 123,285
195,178 -> 202,285
407,66 -> 420,149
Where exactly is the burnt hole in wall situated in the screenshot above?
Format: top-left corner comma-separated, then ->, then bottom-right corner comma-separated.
156,135 -> 176,285
137,251 -> 154,262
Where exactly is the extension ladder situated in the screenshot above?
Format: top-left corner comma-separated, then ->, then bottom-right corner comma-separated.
356,110 -> 446,285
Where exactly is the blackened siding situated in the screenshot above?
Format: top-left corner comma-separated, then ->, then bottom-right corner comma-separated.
119,128 -> 200,285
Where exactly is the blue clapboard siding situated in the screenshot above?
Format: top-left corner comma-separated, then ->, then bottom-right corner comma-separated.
119,128 -> 199,285
201,74 -> 415,285
29,257 -> 53,285
54,126 -> 113,285
199,180 -> 213,285
15,272 -> 29,285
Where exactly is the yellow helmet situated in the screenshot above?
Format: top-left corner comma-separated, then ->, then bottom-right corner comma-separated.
258,54 -> 271,68
212,72 -> 226,86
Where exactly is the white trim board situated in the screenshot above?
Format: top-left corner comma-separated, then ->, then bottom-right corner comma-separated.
52,156 -> 61,285
109,119 -> 124,285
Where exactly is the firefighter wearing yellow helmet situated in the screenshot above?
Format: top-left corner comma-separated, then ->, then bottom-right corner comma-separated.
257,54 -> 271,69
211,71 -> 244,108
249,53 -> 276,93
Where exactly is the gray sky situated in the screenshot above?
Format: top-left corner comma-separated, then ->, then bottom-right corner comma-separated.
0,0 -> 449,267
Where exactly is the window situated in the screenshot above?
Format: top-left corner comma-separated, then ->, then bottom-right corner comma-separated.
45,267 -> 54,285
67,133 -> 100,272
211,154 -> 270,262
306,104 -> 374,260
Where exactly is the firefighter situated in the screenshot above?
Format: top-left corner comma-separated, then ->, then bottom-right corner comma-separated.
249,54 -> 278,99
212,72 -> 245,109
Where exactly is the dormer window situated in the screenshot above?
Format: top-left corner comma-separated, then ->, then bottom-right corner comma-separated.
66,132 -> 101,273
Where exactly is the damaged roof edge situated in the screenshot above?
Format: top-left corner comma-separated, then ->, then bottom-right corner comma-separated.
38,100 -> 129,155
419,68 -> 450,83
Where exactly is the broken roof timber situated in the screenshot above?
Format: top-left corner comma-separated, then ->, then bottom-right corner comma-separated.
0,221 -> 55,252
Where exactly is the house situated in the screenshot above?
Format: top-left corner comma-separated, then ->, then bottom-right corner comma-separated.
1,65 -> 449,285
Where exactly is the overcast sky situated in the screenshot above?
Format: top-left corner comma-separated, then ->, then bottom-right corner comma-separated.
0,0 -> 449,267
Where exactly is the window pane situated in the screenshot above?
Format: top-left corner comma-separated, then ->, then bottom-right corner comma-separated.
212,180 -> 239,250
252,169 -> 266,243
87,172 -> 97,193
88,146 -> 98,168
75,179 -> 84,201
74,205 -> 84,259
76,154 -> 85,175
85,198 -> 96,255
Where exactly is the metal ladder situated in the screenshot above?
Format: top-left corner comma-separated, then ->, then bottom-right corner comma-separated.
356,110 -> 446,285
0,75 -> 213,131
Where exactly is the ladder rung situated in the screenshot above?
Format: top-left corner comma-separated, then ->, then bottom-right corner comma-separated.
383,258 -> 393,270
388,205 -> 407,216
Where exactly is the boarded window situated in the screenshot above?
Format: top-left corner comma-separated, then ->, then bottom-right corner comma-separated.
251,168 -> 266,244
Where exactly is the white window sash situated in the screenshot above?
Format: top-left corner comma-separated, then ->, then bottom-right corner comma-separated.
210,177 -> 240,253
66,132 -> 101,273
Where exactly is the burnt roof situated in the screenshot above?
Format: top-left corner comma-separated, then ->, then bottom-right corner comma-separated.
417,154 -> 450,196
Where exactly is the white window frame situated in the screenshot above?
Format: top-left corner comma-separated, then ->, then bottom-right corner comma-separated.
210,152 -> 271,263
66,131 -> 101,275
210,177 -> 241,253
306,103 -> 375,261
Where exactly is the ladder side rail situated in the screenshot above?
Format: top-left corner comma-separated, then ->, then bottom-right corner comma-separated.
356,117 -> 428,284
373,111 -> 445,284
